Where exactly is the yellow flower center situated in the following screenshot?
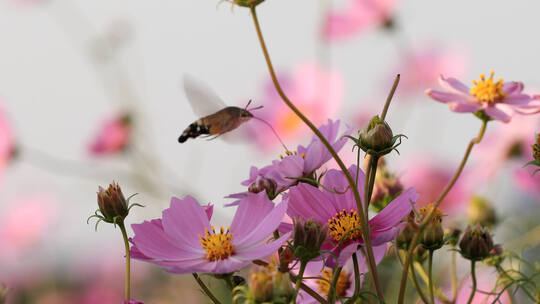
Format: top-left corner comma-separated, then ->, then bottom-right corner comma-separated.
419,204 -> 443,223
328,209 -> 362,243
279,150 -> 306,159
199,226 -> 235,261
469,70 -> 507,104
317,269 -> 351,297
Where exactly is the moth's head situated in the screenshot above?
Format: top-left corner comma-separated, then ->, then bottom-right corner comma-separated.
239,109 -> 254,121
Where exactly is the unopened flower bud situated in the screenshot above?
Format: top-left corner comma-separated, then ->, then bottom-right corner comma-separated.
467,196 -> 497,227
533,134 -> 540,161
97,182 -> 128,223
444,227 -> 462,246
359,116 -> 394,152
484,245 -> 505,266
421,221 -> 444,250
248,176 -> 277,198
413,245 -> 428,263
459,224 -> 494,261
396,213 -> 416,250
292,217 -> 328,263
248,266 -> 273,302
232,0 -> 265,7
271,270 -> 294,300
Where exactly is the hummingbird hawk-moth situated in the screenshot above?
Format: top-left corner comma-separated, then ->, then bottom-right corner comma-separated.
178,75 -> 287,149
178,75 -> 257,143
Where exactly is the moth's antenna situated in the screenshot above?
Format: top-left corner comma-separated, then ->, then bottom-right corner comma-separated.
251,116 -> 290,152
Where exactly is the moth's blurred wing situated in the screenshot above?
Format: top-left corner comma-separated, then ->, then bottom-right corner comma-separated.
183,74 -> 227,117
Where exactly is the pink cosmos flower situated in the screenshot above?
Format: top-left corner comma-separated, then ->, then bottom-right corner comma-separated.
400,157 -> 471,215
293,249 -> 386,303
323,0 -> 396,40
227,120 -> 352,206
89,113 -> 131,155
130,192 -> 290,274
0,103 -> 14,175
426,71 -> 540,122
0,196 -> 58,262
284,165 -> 418,267
392,46 -> 467,96
452,270 -> 510,304
247,62 -> 342,151
473,116 -> 539,180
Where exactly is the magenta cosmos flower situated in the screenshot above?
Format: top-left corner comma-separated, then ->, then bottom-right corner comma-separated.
323,0 -> 396,40
284,165 -> 418,267
89,113 -> 132,155
0,102 -> 14,173
227,120 -> 352,206
130,192 -> 290,274
246,61 -> 343,151
426,71 -> 540,122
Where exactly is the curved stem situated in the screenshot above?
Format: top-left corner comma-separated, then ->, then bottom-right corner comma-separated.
397,119 -> 488,304
293,262 -> 307,303
428,250 -> 435,304
192,273 -> 222,304
249,5 -> 383,300
451,250 -> 458,301
467,261 -> 477,304
410,262 -> 429,304
327,267 -> 343,303
118,222 -> 131,302
352,253 -> 361,299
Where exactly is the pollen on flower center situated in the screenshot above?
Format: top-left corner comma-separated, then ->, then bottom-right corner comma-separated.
199,226 -> 235,261
328,209 -> 362,243
279,150 -> 306,159
469,70 -> 507,104
419,203 -> 443,223
317,269 -> 351,297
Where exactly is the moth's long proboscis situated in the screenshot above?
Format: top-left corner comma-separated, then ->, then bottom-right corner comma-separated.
251,116 -> 290,152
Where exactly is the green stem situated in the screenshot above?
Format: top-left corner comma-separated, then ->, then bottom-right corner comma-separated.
397,119 -> 488,304
467,261 -> 477,304
118,222 -> 131,302
249,5 -> 384,300
363,156 -> 379,218
192,273 -> 222,304
344,253 -> 362,304
410,262 -> 429,304
293,262 -> 307,303
428,250 -> 435,304
327,267 -> 343,303
451,250 -> 457,301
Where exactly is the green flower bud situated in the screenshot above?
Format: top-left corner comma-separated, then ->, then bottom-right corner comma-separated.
292,217 -> 328,263
359,116 -> 394,152
459,224 -> 494,261
467,196 -> 497,228
97,182 -> 128,223
248,266 -> 273,302
420,221 -> 445,250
